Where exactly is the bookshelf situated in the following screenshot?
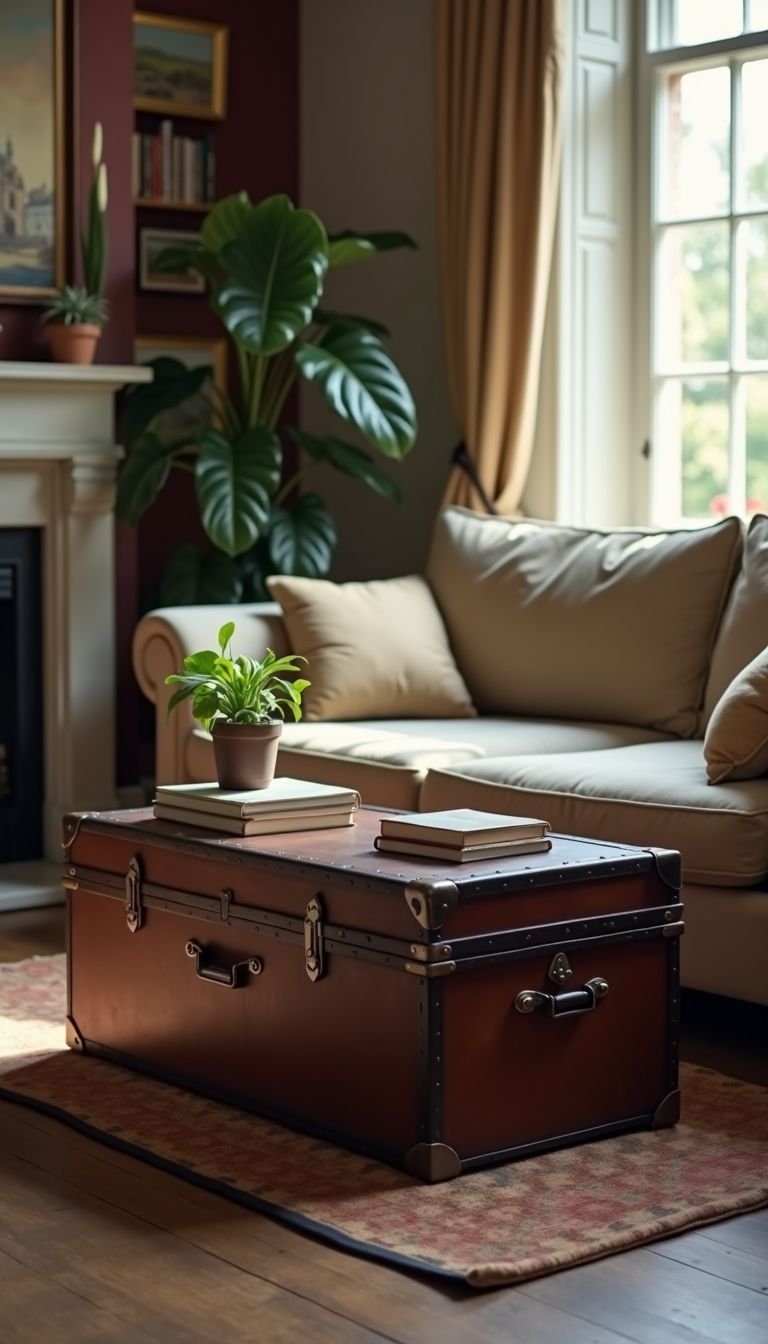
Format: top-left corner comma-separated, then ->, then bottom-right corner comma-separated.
133,117 -> 216,213
134,198 -> 211,213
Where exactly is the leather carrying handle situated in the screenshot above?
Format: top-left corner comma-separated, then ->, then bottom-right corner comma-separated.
184,940 -> 262,988
515,976 -> 609,1018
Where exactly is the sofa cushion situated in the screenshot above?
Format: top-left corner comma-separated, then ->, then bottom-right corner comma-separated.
335,717 -> 672,754
266,574 -> 476,722
186,723 -> 487,810
426,507 -> 742,735
704,649 -> 768,783
420,740 -> 768,887
703,513 -> 768,724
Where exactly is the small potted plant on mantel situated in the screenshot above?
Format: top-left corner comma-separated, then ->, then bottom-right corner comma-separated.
42,122 -> 109,365
164,621 -> 310,790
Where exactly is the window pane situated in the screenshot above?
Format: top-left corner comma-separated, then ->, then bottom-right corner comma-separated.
746,218 -> 768,359
747,0 -> 768,33
661,67 -> 730,218
659,223 -> 730,365
746,377 -> 768,514
676,0 -> 742,45
680,378 -> 730,518
741,60 -> 768,211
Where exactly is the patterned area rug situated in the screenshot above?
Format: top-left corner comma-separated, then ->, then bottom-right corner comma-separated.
1,956 -> 766,1289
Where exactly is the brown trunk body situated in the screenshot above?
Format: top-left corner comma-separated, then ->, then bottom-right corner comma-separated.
64,808 -> 682,1181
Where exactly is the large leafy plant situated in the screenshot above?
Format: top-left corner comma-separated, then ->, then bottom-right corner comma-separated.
118,192 -> 418,604
165,622 -> 310,730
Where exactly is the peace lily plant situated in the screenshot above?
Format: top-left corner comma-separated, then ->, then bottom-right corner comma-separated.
43,122 -> 109,365
117,192 -> 418,604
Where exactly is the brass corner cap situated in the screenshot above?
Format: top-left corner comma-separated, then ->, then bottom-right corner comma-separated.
403,1142 -> 461,1183
404,879 -> 459,931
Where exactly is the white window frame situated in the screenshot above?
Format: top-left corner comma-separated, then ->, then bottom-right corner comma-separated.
637,1 -> 768,526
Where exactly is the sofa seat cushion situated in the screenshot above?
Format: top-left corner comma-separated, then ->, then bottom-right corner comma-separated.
420,740 -> 768,887
339,718 -> 673,754
186,723 -> 488,811
427,507 -> 742,735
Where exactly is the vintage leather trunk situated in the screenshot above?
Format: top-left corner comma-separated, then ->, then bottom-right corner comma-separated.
63,807 -> 683,1182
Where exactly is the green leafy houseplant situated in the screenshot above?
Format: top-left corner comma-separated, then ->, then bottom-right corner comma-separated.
117,192 -> 418,604
43,122 -> 109,365
164,621 -> 310,789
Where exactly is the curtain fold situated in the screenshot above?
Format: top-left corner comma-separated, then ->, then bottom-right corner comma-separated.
435,0 -> 564,512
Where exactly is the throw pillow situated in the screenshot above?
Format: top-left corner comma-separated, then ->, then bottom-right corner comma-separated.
702,513 -> 768,725
266,573 -> 477,722
704,648 -> 768,784
426,506 -> 742,736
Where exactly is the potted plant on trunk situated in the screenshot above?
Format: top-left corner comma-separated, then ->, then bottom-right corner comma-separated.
164,621 -> 309,790
42,122 -> 109,365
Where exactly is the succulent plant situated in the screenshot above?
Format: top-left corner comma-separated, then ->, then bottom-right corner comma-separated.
42,285 -> 110,327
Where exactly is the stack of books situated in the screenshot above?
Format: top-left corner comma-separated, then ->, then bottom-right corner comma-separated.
373,808 -> 552,863
154,778 -> 359,837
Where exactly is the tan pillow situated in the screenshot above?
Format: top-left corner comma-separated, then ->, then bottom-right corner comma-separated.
704,649 -> 768,783
265,573 -> 477,722
426,507 -> 742,735
702,514 -> 768,725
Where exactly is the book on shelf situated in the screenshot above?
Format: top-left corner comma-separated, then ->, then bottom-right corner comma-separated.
154,803 -> 356,837
154,777 -> 360,819
379,808 -> 550,847
373,835 -> 552,864
132,124 -> 215,205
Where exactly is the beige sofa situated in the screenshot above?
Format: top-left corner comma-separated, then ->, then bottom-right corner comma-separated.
133,507 -> 768,1008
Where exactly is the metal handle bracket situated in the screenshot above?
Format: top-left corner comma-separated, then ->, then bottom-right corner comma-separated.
185,940 -> 262,988
515,976 -> 609,1018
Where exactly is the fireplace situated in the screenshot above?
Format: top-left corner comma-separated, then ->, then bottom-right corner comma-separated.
0,361 -> 151,909
0,529 -> 43,862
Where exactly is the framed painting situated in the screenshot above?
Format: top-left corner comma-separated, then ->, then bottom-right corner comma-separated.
135,335 -> 228,443
0,0 -> 65,302
139,228 -> 205,294
133,13 -> 228,120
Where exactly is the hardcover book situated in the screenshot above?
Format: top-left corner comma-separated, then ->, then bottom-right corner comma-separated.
373,835 -> 552,863
379,808 -> 549,846
154,778 -> 360,818
154,804 -> 356,837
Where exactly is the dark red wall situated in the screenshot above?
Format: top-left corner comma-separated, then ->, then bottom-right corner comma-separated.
0,0 -> 299,785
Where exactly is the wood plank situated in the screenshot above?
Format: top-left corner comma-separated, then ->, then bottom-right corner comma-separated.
0,1105 -> 637,1344
697,1211 -> 768,1259
0,1245 -> 157,1342
649,1231 -> 768,1293
0,908 -> 64,962
518,1245 -> 768,1344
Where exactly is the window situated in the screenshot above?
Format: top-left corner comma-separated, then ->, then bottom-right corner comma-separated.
644,2 -> 768,524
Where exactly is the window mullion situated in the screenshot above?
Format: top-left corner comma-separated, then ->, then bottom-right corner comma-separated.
729,61 -> 746,514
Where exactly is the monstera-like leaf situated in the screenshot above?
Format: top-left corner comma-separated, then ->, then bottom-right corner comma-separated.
327,229 -> 416,268
195,426 -> 281,557
201,191 -> 253,253
158,544 -> 244,606
289,429 -> 403,503
121,357 -> 212,446
116,431 -> 189,526
215,195 -> 328,354
267,493 -> 337,577
295,324 -> 417,458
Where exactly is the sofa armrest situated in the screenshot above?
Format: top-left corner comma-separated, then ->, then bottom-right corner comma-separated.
132,602 -> 288,785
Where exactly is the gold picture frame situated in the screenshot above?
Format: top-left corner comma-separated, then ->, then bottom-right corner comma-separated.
0,0 -> 65,303
133,12 -> 228,120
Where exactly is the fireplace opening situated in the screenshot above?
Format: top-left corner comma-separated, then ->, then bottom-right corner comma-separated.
0,530 -> 43,863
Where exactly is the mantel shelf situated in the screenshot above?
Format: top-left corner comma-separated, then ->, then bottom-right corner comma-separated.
0,361 -> 152,387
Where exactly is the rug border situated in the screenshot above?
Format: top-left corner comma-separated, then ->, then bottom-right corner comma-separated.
0,1081 -> 461,1284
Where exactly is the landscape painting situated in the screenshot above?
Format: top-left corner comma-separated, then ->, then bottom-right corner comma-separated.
0,0 -> 63,301
133,13 -> 228,120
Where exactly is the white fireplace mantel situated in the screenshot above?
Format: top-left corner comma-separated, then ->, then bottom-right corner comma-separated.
0,360 -> 152,886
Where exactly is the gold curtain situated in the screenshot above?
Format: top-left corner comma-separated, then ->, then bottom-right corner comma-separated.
435,0 -> 564,512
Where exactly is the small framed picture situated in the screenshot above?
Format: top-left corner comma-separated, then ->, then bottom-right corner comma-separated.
133,12 -> 228,120
135,335 -> 228,444
139,228 -> 205,294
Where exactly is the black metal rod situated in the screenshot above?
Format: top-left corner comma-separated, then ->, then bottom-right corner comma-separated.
450,441 -> 498,514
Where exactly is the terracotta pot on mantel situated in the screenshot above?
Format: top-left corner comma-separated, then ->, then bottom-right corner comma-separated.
211,720 -> 283,790
47,323 -> 102,366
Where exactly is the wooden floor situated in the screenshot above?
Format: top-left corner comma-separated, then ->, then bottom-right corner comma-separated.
0,907 -> 766,1343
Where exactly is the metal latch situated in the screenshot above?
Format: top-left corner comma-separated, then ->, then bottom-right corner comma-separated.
125,855 -> 143,933
304,895 -> 324,982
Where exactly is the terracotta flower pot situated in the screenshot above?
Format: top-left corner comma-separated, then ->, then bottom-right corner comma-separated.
212,720 -> 283,791
47,323 -> 102,366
